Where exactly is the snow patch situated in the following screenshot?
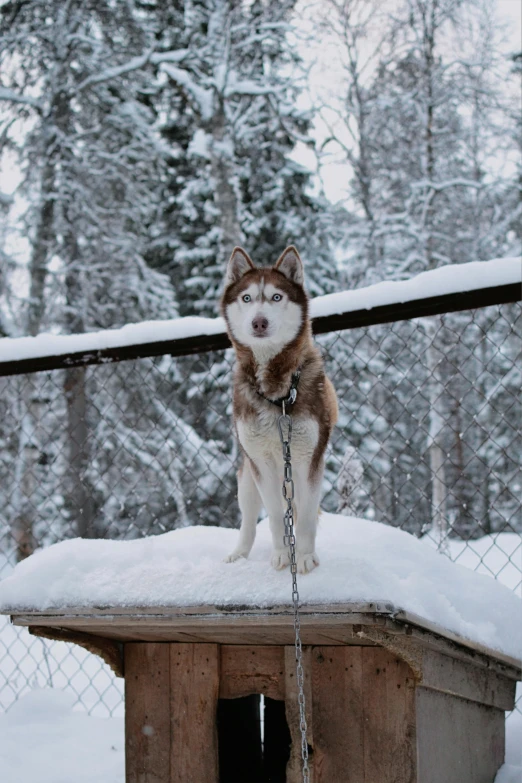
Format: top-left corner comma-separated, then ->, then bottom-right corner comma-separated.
0,689 -> 124,783
188,128 -> 211,159
496,763 -> 522,783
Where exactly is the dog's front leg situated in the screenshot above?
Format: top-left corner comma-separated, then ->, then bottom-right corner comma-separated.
293,461 -> 323,574
224,459 -> 262,562
256,466 -> 292,570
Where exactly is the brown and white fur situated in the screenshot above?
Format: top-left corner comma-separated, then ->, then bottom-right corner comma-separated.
221,246 -> 338,574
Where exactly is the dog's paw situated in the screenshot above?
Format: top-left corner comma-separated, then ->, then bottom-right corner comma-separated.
224,550 -> 247,563
271,549 -> 291,570
297,552 -> 319,574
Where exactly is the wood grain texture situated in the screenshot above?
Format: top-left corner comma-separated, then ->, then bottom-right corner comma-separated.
310,647 -> 416,783
11,604 -> 521,673
361,647 -> 416,783
420,648 -> 516,711
125,643 -> 219,783
29,625 -> 123,677
311,646 -> 364,783
416,686 -> 505,783
170,643 -> 219,783
285,646 -> 314,783
125,643 -> 171,783
13,614 -> 382,647
219,645 -> 285,700
119,640 -> 511,783
9,600 -> 396,617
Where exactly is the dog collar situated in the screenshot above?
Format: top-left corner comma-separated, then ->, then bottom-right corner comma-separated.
256,370 -> 301,408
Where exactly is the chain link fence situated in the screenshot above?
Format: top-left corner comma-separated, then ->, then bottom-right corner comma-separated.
0,300 -> 520,717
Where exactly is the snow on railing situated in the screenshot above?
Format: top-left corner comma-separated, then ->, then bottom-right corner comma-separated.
0,256 -> 520,375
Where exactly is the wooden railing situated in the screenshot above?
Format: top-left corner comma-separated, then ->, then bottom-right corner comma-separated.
0,262 -> 519,377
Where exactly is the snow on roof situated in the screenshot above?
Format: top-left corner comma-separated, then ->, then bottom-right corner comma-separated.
0,256 -> 519,365
0,513 -> 520,661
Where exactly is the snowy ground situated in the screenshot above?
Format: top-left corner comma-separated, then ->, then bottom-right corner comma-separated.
0,521 -> 520,781
0,684 -> 519,783
0,690 -> 124,783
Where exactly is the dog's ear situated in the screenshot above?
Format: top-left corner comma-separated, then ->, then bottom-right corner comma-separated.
274,246 -> 304,285
226,247 -> 255,285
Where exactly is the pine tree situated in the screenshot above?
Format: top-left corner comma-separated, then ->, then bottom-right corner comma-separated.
0,0 -> 181,546
316,0 -> 520,541
144,0 -> 339,318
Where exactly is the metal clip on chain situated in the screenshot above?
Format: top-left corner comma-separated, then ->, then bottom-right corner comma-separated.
277,400 -> 310,783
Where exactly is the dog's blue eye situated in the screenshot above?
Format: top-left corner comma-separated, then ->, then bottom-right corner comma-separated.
272,294 -> 282,302
242,294 -> 251,303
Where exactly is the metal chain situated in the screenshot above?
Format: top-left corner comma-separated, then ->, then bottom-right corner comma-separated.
277,400 -> 310,783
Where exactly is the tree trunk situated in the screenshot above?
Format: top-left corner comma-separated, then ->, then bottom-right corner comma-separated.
11,384 -> 38,560
63,231 -> 97,538
418,1 -> 450,551
63,364 -> 96,538
12,126 -> 58,559
26,158 -> 56,336
207,4 -> 243,264
210,99 -> 243,264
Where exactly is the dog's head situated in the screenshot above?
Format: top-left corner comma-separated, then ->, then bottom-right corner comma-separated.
221,246 -> 308,353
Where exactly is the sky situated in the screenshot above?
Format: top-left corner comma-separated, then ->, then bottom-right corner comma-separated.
291,0 -> 522,205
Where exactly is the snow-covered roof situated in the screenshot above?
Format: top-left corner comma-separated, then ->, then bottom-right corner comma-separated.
0,256 -> 519,365
1,513 -> 520,662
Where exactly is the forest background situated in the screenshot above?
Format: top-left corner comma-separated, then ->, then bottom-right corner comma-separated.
0,0 -> 520,567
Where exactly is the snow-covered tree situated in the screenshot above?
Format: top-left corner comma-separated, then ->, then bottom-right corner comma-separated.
0,0 -> 179,548
318,0 -> 520,544
144,0 -> 339,317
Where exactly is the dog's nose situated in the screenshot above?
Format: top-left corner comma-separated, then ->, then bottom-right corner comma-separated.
252,316 -> 269,333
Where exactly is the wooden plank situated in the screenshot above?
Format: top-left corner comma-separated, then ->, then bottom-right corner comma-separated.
420,648 -> 516,711
18,622 -> 375,646
2,282 -> 518,376
285,646 -> 314,783
309,647 -> 416,783
0,331 -> 231,377
312,282 -> 521,336
11,602 -> 522,680
10,613 -> 384,647
170,643 -> 219,783
220,645 -> 285,700
7,599 -> 396,617
392,606 -> 522,672
125,643 -> 171,783
416,686 -> 505,783
29,626 -> 123,677
361,647 -> 416,782
311,646 -> 364,783
10,604 -> 522,673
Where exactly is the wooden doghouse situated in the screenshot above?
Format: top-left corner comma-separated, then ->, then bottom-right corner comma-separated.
10,600 -> 521,783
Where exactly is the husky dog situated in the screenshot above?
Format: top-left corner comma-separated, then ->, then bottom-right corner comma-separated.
221,246 -> 338,574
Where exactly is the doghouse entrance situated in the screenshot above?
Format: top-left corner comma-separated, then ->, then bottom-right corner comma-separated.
217,694 -> 291,782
